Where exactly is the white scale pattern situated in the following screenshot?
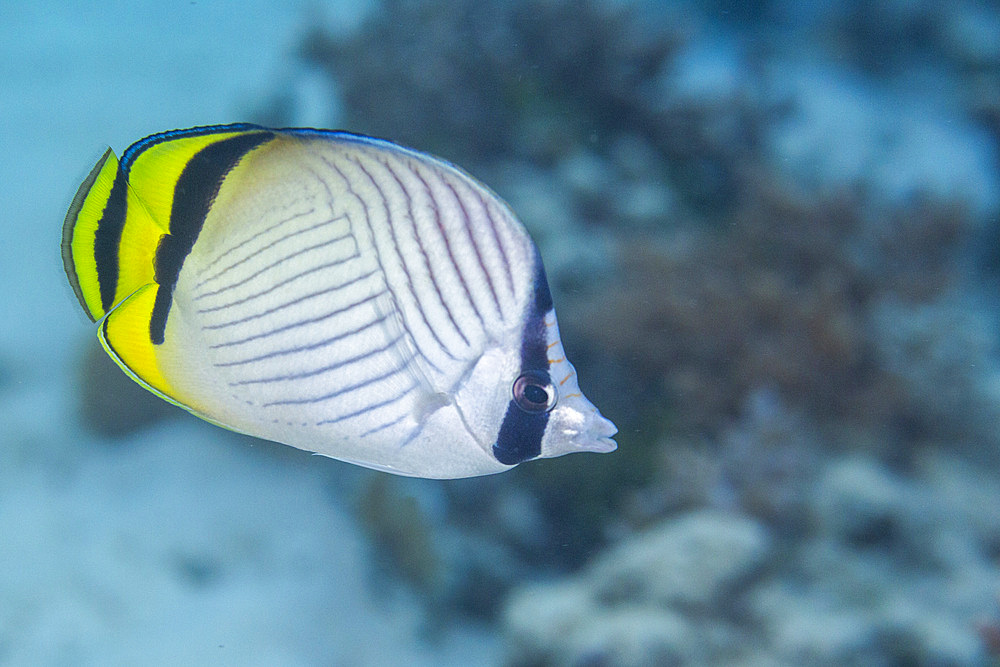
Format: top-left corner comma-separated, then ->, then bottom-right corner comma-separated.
181,138 -> 533,445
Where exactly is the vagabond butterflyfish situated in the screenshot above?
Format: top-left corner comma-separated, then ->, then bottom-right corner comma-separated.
62,124 -> 617,478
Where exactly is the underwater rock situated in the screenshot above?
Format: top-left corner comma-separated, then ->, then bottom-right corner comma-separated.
503,579 -> 598,665
561,607 -> 694,667
811,457 -> 921,554
502,510 -> 769,664
503,574 -> 696,667
716,388 -> 821,534
767,60 -> 999,214
503,448 -> 1000,665
557,149 -> 614,208
750,581 -> 880,665
752,539 -> 989,666
915,449 -> 1000,562
298,0 -> 681,165
284,4 -> 1000,661
868,297 -> 1000,466
785,453 -> 1000,664
587,509 -> 771,611
942,3 -> 1000,69
492,161 -> 615,289
813,451 -> 1000,577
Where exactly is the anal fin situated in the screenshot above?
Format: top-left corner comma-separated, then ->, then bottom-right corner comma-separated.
99,284 -> 180,408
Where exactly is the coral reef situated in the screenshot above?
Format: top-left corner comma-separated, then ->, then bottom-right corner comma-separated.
567,181 -> 977,445
298,0 -> 683,165
53,0 -> 1000,661
503,509 -> 770,666
504,455 -> 997,664
290,1 -> 1000,662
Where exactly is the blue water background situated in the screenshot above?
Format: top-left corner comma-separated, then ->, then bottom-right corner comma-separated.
3,0 -> 1000,664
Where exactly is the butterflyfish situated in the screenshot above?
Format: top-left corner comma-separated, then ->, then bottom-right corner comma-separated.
62,124 -> 617,478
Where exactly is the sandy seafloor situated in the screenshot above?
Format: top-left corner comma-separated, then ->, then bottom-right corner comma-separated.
2,1 -> 502,664
4,0 -> 1000,665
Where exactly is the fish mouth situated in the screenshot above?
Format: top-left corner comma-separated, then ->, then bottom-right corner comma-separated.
575,413 -> 618,454
588,436 -> 618,453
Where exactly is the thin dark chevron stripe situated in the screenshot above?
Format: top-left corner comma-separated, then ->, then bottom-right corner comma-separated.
321,155 -> 451,373
208,289 -> 386,348
196,214 -> 347,288
194,232 -> 357,301
315,382 -> 417,426
262,354 -> 415,407
382,158 -> 472,349
358,412 -> 409,438
352,155 -> 459,362
193,206 -> 317,280
474,190 -> 516,303
229,332 -> 403,385
300,159 -> 458,375
213,311 -> 389,366
201,268 -> 379,330
196,256 -> 367,314
442,177 -> 503,321
410,165 -> 487,331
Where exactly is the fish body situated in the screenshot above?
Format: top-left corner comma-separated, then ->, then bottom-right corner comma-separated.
62,124 -> 616,478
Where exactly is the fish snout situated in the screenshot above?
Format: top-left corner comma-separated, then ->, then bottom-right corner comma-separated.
579,411 -> 618,454
546,397 -> 618,458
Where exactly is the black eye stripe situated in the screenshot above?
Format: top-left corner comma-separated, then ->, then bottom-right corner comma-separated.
492,252 -> 553,465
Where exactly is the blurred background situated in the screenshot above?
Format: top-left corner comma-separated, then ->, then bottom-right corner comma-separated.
3,0 -> 1000,664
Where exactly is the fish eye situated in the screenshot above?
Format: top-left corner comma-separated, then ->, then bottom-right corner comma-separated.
512,371 -> 557,414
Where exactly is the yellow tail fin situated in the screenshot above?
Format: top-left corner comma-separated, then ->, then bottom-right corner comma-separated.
62,126 -> 270,324
62,125 -> 275,409
61,148 -> 165,322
